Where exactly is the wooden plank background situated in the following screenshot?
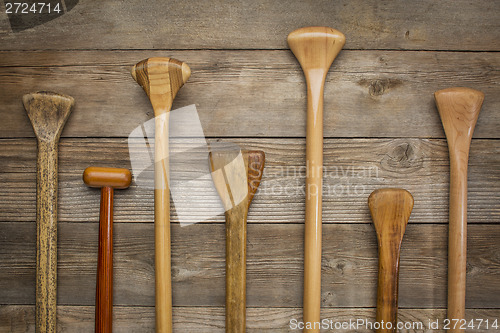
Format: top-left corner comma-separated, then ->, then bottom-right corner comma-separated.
0,1 -> 499,332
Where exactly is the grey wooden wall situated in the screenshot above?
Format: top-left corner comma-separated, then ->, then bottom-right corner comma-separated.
0,1 -> 499,332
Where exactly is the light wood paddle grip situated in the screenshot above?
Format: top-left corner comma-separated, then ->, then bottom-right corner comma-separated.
209,150 -> 265,333
132,57 -> 190,333
369,189 -> 413,333
23,92 -> 74,333
287,26 -> 345,332
435,87 -> 484,332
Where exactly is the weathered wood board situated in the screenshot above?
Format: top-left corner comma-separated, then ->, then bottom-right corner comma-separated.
1,223 -> 499,308
0,138 -> 498,224
0,50 -> 498,138
0,0 -> 499,331
0,0 -> 498,51
1,306 -> 499,333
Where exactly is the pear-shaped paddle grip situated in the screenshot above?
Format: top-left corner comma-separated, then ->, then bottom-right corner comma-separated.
369,188 -> 414,333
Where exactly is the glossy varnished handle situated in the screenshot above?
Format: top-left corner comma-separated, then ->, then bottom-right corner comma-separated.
435,87 -> 484,332
132,58 -> 190,333
23,91 -> 74,333
287,27 -> 345,332
369,189 -> 414,333
96,187 -> 113,333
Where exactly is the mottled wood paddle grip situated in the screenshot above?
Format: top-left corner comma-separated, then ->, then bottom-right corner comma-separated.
209,150 -> 265,333
23,91 -> 74,333
435,87 -> 484,332
83,167 -> 132,333
287,26 -> 345,332
132,57 -> 190,333
369,189 -> 414,333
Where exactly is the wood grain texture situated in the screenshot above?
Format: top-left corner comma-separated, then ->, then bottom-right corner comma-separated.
0,50 -> 498,139
83,167 -> 131,333
23,92 -> 74,333
1,306 -> 499,333
1,222 -> 499,308
132,57 -> 190,333
95,187 -> 113,333
210,150 -> 265,333
0,0 -> 498,51
369,189 -> 414,333
435,87 -> 484,333
0,138 -> 498,225
288,26 -> 345,333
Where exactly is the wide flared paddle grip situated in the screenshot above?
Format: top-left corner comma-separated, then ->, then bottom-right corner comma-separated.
209,150 -> 265,333
435,87 -> 484,332
369,188 -> 414,333
287,27 -> 345,73
287,27 -> 345,333
131,57 -> 191,115
132,57 -> 190,333
23,91 -> 74,333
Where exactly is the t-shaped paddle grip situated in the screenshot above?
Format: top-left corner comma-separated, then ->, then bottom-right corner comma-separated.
83,167 -> 131,333
83,167 -> 132,189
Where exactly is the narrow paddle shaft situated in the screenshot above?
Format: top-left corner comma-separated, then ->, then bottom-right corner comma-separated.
435,87 -> 484,332
209,150 -> 265,333
287,27 -> 345,332
83,167 -> 131,333
132,57 -> 190,333
96,186 -> 113,333
225,203 -> 248,333
35,141 -> 59,333
23,92 -> 74,333
369,189 -> 414,333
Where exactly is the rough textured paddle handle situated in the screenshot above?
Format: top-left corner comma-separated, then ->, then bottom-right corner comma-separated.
35,140 -> 59,333
209,150 -> 265,333
287,26 -> 345,332
369,188 -> 413,333
225,203 -> 248,333
434,87 -> 484,333
96,187 -> 113,333
23,91 -> 74,333
132,57 -> 190,333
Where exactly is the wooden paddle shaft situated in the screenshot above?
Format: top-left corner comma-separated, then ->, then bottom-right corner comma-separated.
96,186 -> 113,333
225,203 -> 248,332
209,150 -> 265,333
287,27 -> 345,332
83,167 -> 132,333
435,87 -> 484,332
132,58 -> 190,333
23,92 -> 74,333
369,189 -> 414,333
